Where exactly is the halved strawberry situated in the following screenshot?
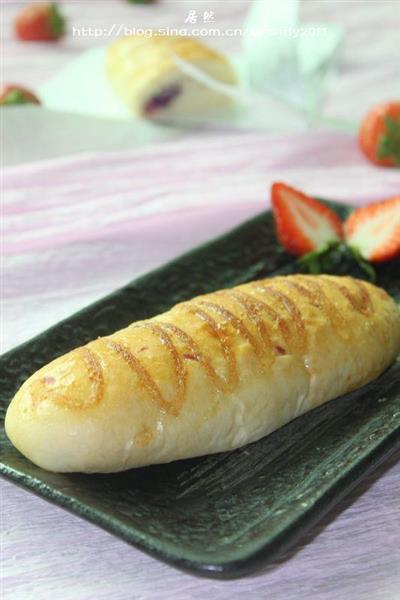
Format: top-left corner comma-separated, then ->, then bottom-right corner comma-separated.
271,182 -> 343,256
344,196 -> 400,263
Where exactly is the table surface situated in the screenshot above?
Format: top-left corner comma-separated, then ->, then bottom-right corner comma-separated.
2,2 -> 400,600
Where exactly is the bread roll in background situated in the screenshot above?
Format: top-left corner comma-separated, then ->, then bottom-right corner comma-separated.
5,275 -> 400,474
106,34 -> 237,118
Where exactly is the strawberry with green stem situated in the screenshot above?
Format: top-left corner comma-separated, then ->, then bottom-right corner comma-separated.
15,3 -> 66,42
0,85 -> 40,106
270,183 -> 400,281
271,182 -> 352,275
359,101 -> 400,167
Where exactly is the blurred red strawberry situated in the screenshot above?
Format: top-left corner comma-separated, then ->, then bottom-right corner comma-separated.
15,2 -> 66,41
0,85 -> 40,106
359,101 -> 400,167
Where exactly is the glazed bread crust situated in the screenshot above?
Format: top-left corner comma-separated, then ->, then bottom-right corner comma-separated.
5,275 -> 400,473
106,34 -> 237,117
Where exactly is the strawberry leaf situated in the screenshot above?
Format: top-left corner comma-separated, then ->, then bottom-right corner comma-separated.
1,90 -> 31,105
378,116 -> 400,165
298,242 -> 376,281
297,241 -> 341,274
346,246 -> 377,282
49,3 -> 66,38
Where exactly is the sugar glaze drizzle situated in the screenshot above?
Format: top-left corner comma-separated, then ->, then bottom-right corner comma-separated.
41,276 -> 374,414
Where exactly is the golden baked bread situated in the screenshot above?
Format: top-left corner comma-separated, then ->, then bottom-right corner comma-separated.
106,34 -> 237,118
5,274 -> 400,473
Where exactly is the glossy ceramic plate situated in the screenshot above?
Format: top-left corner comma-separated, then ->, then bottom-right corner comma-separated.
1,202 -> 399,579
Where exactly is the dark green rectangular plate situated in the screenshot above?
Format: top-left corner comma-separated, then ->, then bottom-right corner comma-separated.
1,202 -> 399,579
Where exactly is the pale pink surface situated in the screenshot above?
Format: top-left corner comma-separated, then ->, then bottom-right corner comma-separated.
4,128 -> 400,351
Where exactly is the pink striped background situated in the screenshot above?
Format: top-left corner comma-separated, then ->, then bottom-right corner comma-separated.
4,129 -> 400,351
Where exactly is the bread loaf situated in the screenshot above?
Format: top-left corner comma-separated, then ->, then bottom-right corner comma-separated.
106,34 -> 237,118
5,274 -> 400,473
